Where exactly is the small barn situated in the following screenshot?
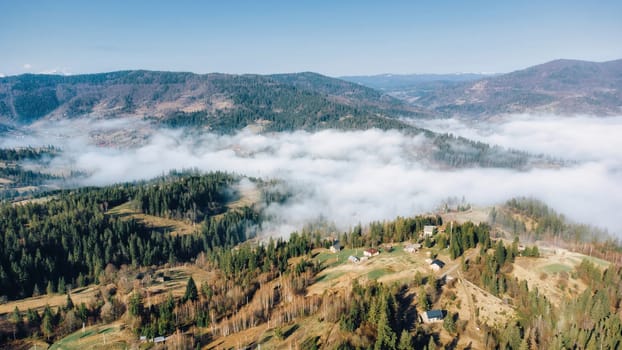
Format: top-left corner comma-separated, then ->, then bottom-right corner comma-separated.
363,248 -> 379,257
423,225 -> 437,237
429,259 -> 445,272
404,243 -> 422,253
330,241 -> 342,253
156,276 -> 170,283
420,309 -> 445,323
153,336 -> 166,343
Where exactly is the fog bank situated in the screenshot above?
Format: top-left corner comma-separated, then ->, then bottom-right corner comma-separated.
3,116 -> 621,237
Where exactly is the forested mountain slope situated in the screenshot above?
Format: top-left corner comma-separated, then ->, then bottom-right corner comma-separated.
0,171 -> 261,300
0,70 -> 420,132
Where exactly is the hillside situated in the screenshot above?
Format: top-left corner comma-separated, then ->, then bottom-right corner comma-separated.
350,59 -> 622,117
0,70 -> 421,132
2,198 -> 620,350
1,59 -> 620,128
269,72 -> 431,117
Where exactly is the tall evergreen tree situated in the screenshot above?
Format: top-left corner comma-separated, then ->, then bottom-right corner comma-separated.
46,280 -> 55,295
184,277 -> 198,302
64,294 -> 74,311
398,330 -> 414,350
41,306 -> 54,340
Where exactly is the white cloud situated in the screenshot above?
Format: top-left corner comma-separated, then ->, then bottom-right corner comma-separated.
4,116 -> 622,238
23,63 -> 32,69
415,114 -> 622,163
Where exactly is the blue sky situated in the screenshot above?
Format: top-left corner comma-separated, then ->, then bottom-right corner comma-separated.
1,0 -> 621,76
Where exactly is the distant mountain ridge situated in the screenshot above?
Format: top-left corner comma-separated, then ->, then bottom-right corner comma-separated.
340,73 -> 492,90
346,59 -> 622,117
1,58 -> 619,130
0,70 -> 426,132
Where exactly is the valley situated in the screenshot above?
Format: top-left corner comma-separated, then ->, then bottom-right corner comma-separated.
0,59 -> 620,350
3,1 -> 622,349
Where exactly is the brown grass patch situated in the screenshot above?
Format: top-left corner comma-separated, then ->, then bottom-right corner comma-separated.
0,286 -> 100,316
107,201 -> 197,236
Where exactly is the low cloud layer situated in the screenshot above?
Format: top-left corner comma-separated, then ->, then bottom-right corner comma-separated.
3,115 -> 622,237
417,114 -> 622,163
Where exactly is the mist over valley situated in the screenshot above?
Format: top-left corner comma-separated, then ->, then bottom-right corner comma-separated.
1,48 -> 622,350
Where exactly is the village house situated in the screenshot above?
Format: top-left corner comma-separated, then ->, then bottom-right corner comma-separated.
348,255 -> 360,263
363,248 -> 379,257
155,275 -> 170,283
330,241 -> 342,253
153,336 -> 166,344
420,309 -> 445,323
429,259 -> 445,272
404,243 -> 422,253
423,225 -> 437,237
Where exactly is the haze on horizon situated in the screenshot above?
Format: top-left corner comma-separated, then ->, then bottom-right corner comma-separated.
1,0 -> 622,77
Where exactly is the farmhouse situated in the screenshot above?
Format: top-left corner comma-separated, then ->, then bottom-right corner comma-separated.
155,276 -> 170,283
153,336 -> 166,343
429,259 -> 445,271
423,225 -> 437,237
330,241 -> 342,253
404,243 -> 422,253
348,255 -> 360,263
420,309 -> 445,323
363,248 -> 379,257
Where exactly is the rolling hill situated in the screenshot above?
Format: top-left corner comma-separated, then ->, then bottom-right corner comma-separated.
0,70 -> 554,172
0,70 -> 424,133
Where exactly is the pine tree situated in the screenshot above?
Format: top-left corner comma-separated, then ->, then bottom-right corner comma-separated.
128,292 -> 144,317
65,294 -> 74,310
77,303 -> 89,322
418,287 -> 430,311
519,337 -> 530,350
495,240 -> 507,266
427,336 -> 437,350
374,310 -> 397,350
184,277 -> 198,302
10,306 -> 21,324
398,329 -> 414,350
27,308 -> 41,328
58,277 -> 66,294
46,280 -> 55,295
443,312 -> 457,334
41,306 -> 54,340
10,306 -> 22,339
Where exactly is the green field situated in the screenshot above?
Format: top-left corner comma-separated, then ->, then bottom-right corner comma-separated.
315,248 -> 363,268
574,255 -> 610,267
315,271 -> 345,283
541,263 -> 572,274
367,268 -> 392,280
50,325 -> 128,350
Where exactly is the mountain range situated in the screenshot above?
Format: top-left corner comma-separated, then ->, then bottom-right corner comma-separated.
344,59 -> 622,117
0,70 -> 426,133
340,72 -> 492,90
1,58 -> 620,133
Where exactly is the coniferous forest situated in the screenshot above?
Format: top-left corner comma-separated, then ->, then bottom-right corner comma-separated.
0,171 -> 260,301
